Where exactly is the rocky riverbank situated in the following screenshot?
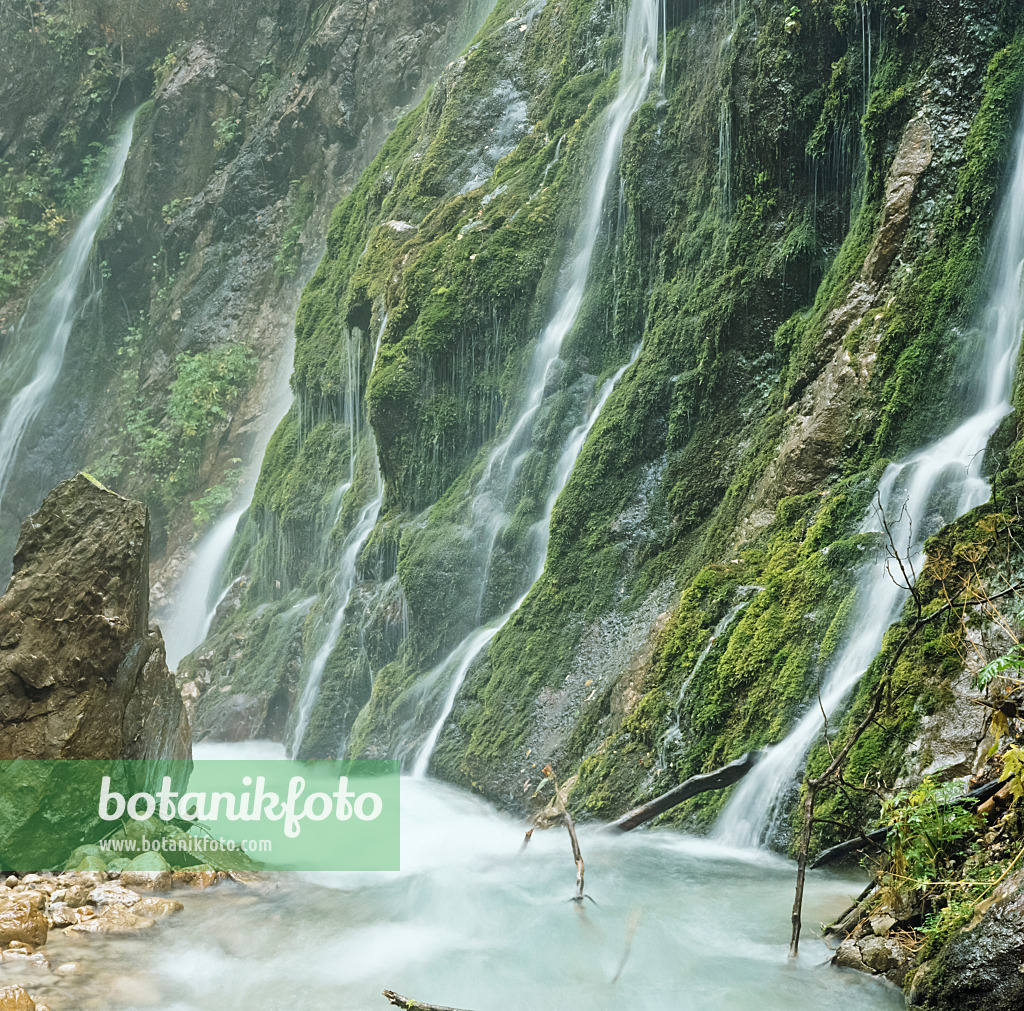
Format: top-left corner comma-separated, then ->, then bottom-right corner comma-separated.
0,858 -> 231,1011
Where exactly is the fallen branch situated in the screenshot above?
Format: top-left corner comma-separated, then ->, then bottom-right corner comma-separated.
562,807 -> 585,900
789,578 -> 1024,957
382,991 -> 475,1011
608,751 -> 760,831
810,779 -> 1004,869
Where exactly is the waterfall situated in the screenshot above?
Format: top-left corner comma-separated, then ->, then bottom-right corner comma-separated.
162,311 -> 296,669
289,316 -> 388,756
164,508 -> 246,669
716,109 -> 1024,848
0,113 -> 136,516
406,0 -> 659,776
411,348 -> 641,777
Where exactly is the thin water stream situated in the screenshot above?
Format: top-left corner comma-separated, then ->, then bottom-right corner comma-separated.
404,0 -> 660,772
716,106 -> 1024,848
0,114 -> 136,517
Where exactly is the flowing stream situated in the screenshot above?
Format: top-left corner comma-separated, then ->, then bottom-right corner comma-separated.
162,311 -> 297,670
5,745 -> 901,1011
716,108 -> 1024,848
0,114 -> 136,517
406,0 -> 660,773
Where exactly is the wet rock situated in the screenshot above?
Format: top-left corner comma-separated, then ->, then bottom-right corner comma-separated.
86,883 -> 142,907
45,902 -> 78,929
861,114 -> 933,283
133,897 -> 184,918
870,913 -> 897,936
836,933 -> 913,983
0,987 -> 36,1011
0,475 -> 190,761
119,852 -> 173,892
0,898 -> 47,948
172,865 -> 220,889
0,476 -> 191,870
916,869 -> 1024,1009
64,902 -> 155,935
196,691 -> 264,741
73,855 -> 108,875
61,884 -> 96,909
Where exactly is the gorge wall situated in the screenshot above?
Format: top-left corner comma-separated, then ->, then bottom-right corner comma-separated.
180,0 -> 1024,842
0,0 -> 494,593
4,0 -> 1024,875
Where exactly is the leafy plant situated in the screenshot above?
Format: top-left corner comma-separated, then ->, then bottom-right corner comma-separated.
1000,746 -> 1024,800
881,778 -> 979,887
212,116 -> 242,152
191,461 -> 242,532
151,49 -> 178,90
972,644 -> 1024,690
256,71 -> 277,104
161,197 -> 190,224
273,180 -> 315,278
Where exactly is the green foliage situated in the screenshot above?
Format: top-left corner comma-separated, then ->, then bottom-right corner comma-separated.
273,180 -> 315,278
881,778 -> 979,887
151,49 -> 178,89
117,343 -> 257,522
211,115 -> 242,152
973,644 -> 1024,690
255,70 -> 277,104
161,196 -> 190,224
1000,746 -> 1024,800
0,133 -> 118,301
191,462 -> 242,533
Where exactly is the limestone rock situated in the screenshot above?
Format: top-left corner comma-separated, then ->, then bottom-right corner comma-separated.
916,870 -> 1024,1009
64,902 -> 155,935
86,882 -> 142,907
119,852 -> 173,892
0,987 -> 36,1011
133,896 -> 184,918
0,476 -> 191,869
0,898 -> 47,948
862,115 -> 933,283
172,865 -> 220,889
0,475 -> 190,762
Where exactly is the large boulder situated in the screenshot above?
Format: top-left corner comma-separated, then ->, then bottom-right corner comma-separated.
914,870 -> 1024,1009
0,474 -> 190,760
0,475 -> 191,870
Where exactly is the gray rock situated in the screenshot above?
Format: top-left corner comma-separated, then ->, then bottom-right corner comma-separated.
0,476 -> 191,869
918,871 -> 1024,1009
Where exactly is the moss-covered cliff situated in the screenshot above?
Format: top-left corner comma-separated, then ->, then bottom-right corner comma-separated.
0,0 -> 493,596
185,0 -> 1024,838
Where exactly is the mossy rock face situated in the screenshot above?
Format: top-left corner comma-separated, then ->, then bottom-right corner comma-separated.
194,0 -> 1024,859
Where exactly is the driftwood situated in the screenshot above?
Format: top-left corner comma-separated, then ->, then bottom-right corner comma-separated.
810,779 -> 1005,869
382,991 -> 475,1011
608,751 -> 760,831
563,807 -> 585,900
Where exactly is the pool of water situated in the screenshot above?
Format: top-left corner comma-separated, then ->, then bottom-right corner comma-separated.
8,766 -> 902,1011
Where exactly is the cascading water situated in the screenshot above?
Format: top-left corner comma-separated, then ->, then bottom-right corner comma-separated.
0,113 -> 136,517
289,316 -> 388,755
716,109 -> 1024,848
412,350 -> 640,776
407,0 -> 660,776
162,330 -> 296,670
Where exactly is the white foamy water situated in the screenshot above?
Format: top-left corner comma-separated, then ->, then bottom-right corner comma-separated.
716,108 -> 1024,848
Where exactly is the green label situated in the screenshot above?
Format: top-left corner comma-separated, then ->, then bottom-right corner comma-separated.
0,760 -> 400,873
